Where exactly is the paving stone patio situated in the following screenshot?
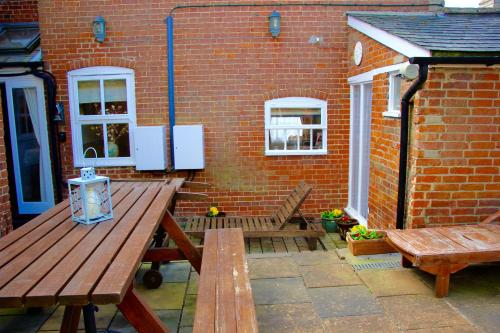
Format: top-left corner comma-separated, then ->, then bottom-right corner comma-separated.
0,232 -> 498,332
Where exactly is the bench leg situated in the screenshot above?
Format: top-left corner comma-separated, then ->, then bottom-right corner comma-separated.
435,268 -> 450,298
117,287 -> 170,333
60,306 -> 81,333
402,256 -> 413,268
307,237 -> 318,251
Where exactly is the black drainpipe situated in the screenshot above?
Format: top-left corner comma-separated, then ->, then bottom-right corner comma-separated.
396,56 -> 500,229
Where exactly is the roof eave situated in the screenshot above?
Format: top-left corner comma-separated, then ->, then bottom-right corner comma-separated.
347,15 -> 431,58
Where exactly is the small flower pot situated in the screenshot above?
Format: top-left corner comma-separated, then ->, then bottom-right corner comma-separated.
321,218 -> 339,233
337,219 -> 359,240
206,212 -> 226,217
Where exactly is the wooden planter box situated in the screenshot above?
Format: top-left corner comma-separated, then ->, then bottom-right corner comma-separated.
346,231 -> 396,256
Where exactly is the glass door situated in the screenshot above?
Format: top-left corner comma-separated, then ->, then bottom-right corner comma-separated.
347,82 -> 373,226
4,76 -> 54,214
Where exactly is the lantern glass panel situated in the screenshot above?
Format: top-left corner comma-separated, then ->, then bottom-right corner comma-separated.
69,176 -> 112,224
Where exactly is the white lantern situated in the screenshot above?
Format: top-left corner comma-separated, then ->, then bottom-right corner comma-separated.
68,148 -> 113,224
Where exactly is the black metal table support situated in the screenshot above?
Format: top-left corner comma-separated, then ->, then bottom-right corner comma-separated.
82,303 -> 97,333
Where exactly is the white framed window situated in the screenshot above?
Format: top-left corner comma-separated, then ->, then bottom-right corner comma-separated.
68,66 -> 136,167
264,97 -> 327,156
383,71 -> 402,118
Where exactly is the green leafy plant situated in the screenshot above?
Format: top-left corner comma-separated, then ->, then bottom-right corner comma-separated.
320,208 -> 344,220
349,225 -> 384,240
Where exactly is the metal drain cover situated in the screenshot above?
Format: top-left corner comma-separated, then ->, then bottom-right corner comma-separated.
352,261 -> 401,271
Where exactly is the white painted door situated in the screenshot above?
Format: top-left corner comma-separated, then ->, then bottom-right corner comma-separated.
4,76 -> 54,214
347,82 -> 373,226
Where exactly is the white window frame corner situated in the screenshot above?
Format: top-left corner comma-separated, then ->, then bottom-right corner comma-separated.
264,97 -> 328,156
67,66 -> 137,168
384,71 -> 402,119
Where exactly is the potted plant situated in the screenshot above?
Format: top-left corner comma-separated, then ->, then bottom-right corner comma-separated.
206,205 -> 226,218
337,215 -> 359,240
320,208 -> 344,233
346,225 -> 395,256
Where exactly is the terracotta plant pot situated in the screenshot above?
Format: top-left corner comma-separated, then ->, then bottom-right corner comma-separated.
337,219 -> 359,240
321,218 -> 339,233
346,232 -> 396,256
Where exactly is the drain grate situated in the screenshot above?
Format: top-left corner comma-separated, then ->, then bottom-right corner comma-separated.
352,261 -> 401,271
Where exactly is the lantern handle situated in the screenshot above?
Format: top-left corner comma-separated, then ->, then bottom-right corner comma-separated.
83,147 -> 98,168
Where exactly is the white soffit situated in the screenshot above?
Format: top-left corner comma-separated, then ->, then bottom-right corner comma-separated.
347,16 -> 431,58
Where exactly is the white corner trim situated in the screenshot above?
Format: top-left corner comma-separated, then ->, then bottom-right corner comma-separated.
348,16 -> 431,58
348,62 -> 405,84
382,110 -> 401,118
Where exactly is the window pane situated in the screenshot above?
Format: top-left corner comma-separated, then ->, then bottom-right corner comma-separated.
392,76 -> 401,111
107,123 -> 130,157
269,130 -> 285,150
286,130 -> 299,150
78,80 -> 101,115
104,79 -> 127,115
270,108 -> 321,125
82,124 -> 105,157
299,129 -> 312,150
312,129 -> 323,150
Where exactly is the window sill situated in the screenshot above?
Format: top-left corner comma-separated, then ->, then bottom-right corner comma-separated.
265,149 -> 327,156
74,158 -> 136,168
382,110 -> 401,118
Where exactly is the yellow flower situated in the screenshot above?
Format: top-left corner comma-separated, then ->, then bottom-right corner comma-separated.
209,206 -> 219,216
332,209 -> 343,218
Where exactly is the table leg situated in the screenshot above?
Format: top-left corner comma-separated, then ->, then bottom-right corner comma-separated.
60,306 -> 81,333
117,286 -> 170,333
151,225 -> 167,271
82,304 -> 97,333
160,211 -> 202,274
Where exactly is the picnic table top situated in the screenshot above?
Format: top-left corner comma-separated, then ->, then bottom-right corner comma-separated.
0,179 -> 184,308
385,224 -> 500,264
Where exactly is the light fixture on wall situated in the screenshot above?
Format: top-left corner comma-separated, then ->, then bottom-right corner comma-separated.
269,11 -> 281,38
92,16 -> 106,43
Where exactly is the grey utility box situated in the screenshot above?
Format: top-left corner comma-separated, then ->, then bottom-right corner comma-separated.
173,125 -> 205,170
135,126 -> 168,170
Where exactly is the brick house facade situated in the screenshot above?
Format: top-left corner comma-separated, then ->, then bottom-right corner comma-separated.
1,0 -> 498,235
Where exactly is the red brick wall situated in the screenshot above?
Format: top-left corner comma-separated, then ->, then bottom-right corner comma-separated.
38,0 -> 431,218
0,89 -> 12,236
0,0 -> 38,22
407,67 -> 500,228
347,29 -> 408,229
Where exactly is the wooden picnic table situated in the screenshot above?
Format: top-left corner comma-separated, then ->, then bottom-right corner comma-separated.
0,178 -> 204,333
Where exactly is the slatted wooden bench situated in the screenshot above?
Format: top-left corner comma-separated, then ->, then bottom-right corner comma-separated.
184,182 -> 325,250
386,211 -> 500,297
193,228 -> 258,333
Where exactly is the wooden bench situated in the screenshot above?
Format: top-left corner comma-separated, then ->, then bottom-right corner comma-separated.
386,211 -> 500,297
184,182 -> 325,250
193,228 -> 258,333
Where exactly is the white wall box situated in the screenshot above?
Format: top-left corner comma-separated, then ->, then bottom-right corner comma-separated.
174,125 -> 205,170
135,126 -> 167,170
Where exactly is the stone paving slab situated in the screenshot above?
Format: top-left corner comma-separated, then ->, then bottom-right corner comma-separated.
0,311 -> 53,333
321,314 -> 398,333
135,282 -> 187,310
248,257 -> 300,279
358,269 -> 433,296
186,271 -> 199,295
180,294 -> 196,327
251,277 -> 311,305
308,285 -> 383,318
453,304 -> 500,333
255,303 -> 324,333
404,325 -> 480,332
109,309 -> 181,333
160,261 -> 191,283
337,248 -> 401,265
378,294 -> 472,331
300,263 -> 362,288
290,251 -> 343,266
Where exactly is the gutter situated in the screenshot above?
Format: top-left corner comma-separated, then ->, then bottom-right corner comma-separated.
396,56 -> 500,229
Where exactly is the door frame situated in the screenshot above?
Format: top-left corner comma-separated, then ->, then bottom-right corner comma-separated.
1,75 -> 54,215
346,80 -> 373,226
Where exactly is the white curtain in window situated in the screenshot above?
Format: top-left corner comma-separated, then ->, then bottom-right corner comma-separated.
23,87 -> 44,200
270,117 -> 303,143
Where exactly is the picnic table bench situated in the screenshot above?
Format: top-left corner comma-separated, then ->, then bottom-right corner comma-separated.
0,179 -> 258,333
194,228 -> 258,333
